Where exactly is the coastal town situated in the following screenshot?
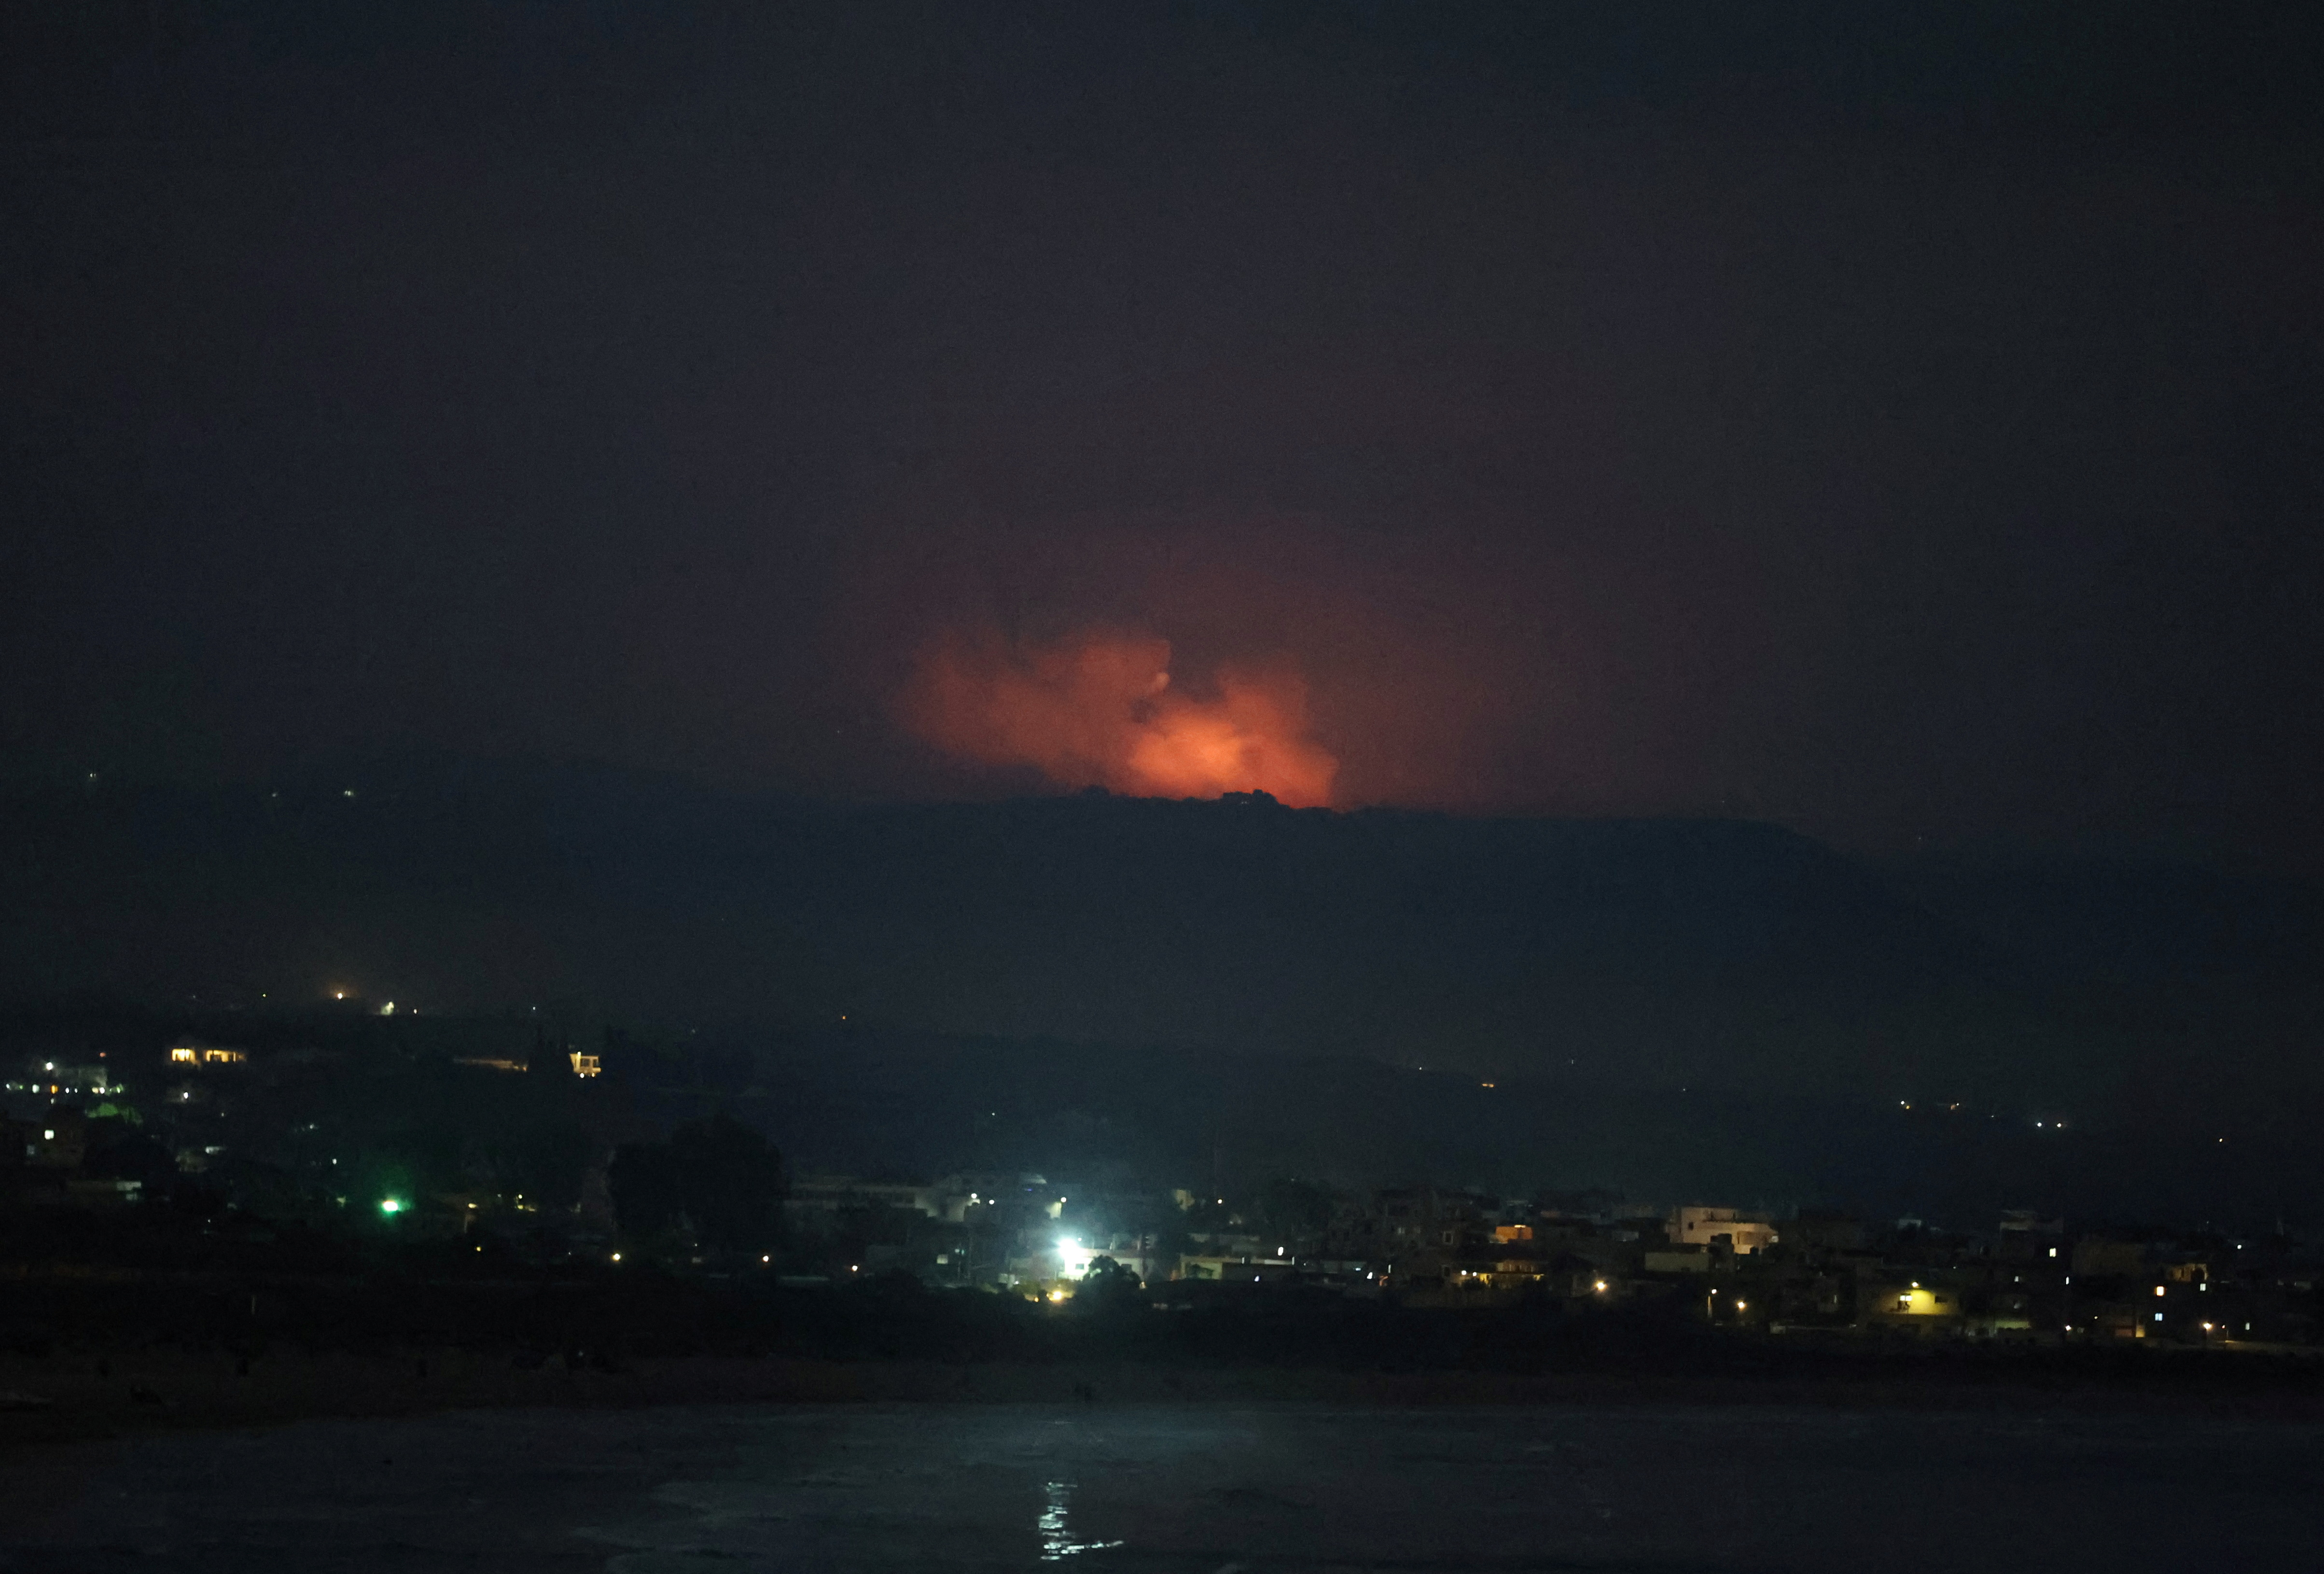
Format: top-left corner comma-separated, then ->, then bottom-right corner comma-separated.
8,1017 -> 2319,1355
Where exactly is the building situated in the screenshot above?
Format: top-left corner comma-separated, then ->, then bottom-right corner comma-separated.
1175,1254 -> 1299,1286
1374,1184 -> 1495,1265
1997,1210 -> 2066,1262
1784,1212 -> 1867,1253
1642,1246 -> 1713,1275
167,1043 -> 247,1067
1670,1206 -> 1779,1254
7,1059 -> 119,1104
8,1110 -> 87,1170
2072,1238 -> 2147,1275
1861,1277 -> 1964,1327
783,1173 -> 941,1231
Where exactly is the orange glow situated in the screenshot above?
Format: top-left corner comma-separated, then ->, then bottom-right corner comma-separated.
904,628 -> 1338,806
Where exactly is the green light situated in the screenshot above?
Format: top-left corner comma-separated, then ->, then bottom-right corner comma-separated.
378,1197 -> 404,1215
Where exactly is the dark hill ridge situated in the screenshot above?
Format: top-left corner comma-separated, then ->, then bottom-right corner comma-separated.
747,796 -> 2009,1097
3,762 -> 2314,1118
730,1026 -> 2324,1230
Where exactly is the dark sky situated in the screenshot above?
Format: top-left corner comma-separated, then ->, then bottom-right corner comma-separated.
7,3 -> 2324,870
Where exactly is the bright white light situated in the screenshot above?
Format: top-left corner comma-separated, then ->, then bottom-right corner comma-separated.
1055,1237 -> 1095,1277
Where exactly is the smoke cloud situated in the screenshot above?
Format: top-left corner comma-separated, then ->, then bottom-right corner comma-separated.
902,628 -> 1339,806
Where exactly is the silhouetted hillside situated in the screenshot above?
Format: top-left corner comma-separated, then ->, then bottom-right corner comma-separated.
5,760 -> 2318,1126
726,1025 -> 2324,1230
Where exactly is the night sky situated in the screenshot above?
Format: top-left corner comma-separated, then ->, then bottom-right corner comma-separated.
8,4 -> 2324,872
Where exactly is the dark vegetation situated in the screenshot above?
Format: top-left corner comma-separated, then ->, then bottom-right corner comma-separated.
608,1114 -> 787,1256
7,1247 -> 2324,1410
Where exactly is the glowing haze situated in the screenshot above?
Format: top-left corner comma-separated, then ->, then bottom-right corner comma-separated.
903,629 -> 1339,806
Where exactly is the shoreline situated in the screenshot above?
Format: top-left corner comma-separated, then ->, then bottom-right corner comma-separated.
10,1344 -> 2324,1464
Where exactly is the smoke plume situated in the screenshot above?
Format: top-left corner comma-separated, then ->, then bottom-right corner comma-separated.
903,628 -> 1339,806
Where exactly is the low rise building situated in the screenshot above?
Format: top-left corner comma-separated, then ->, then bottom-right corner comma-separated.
1784,1212 -> 1867,1254
1670,1206 -> 1779,1254
167,1042 -> 247,1068
1643,1245 -> 1713,1275
10,1110 -> 87,1170
1861,1277 -> 1964,1328
783,1173 -> 940,1231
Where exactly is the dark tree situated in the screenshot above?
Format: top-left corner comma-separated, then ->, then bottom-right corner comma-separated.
1253,1177 -> 1334,1244
609,1114 -> 786,1255
80,1115 -> 176,1191
1184,1195 -> 1235,1230
515,1120 -> 596,1215
607,1138 -> 685,1241
668,1114 -> 787,1253
1078,1254 -> 1144,1311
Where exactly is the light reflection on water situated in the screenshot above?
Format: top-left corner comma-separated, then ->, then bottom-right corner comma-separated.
27,1401 -> 2319,1572
1037,1478 -> 1125,1561
572,1402 -> 2324,1574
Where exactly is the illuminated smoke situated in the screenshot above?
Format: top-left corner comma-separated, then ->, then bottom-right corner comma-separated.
904,629 -> 1339,806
